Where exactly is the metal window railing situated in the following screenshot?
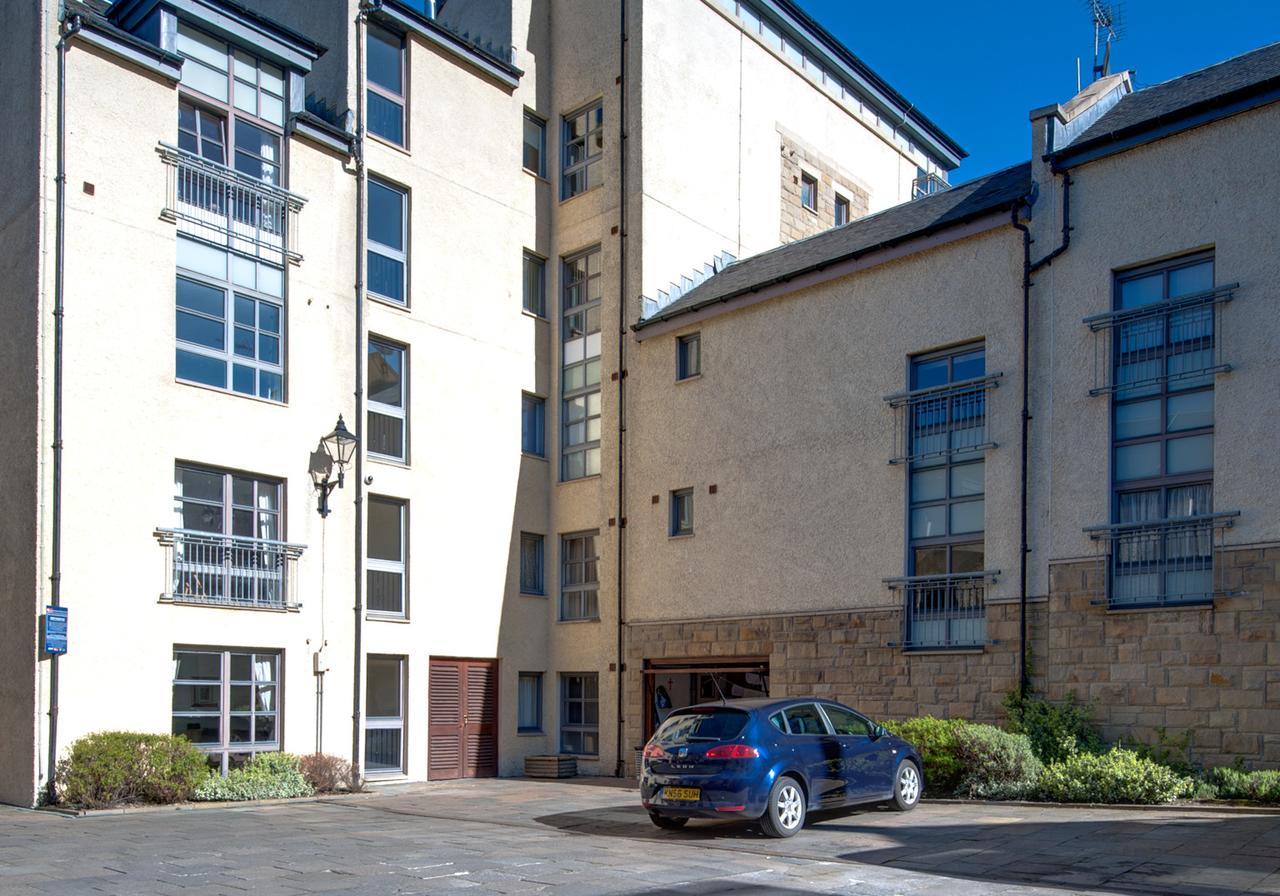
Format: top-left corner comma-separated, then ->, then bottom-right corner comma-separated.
158,143 -> 305,264
154,528 -> 305,610
911,173 -> 949,200
884,373 -> 1002,465
885,571 -> 995,649
1083,284 -> 1237,396
1084,512 -> 1239,608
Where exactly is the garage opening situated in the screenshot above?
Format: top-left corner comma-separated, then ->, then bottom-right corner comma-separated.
641,658 -> 769,741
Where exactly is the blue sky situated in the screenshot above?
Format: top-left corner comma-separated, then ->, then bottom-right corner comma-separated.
798,0 -> 1280,180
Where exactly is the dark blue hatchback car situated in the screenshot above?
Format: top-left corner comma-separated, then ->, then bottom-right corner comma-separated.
640,698 -> 923,838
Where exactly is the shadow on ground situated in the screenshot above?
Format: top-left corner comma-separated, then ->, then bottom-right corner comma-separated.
534,803 -> 1280,896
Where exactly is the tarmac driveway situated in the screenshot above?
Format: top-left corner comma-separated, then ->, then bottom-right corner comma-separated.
1,776 -> 1279,895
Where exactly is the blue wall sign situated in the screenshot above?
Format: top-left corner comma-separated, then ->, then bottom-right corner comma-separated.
43,606 -> 67,655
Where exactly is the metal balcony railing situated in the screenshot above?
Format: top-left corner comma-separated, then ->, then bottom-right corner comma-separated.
885,373 -> 1002,465
158,143 -> 305,264
154,528 -> 305,610
1083,283 -> 1237,396
911,173 -> 949,200
1084,512 -> 1239,607
885,571 -> 995,649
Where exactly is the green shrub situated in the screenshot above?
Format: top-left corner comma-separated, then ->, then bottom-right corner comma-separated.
56,732 -> 208,808
299,753 -> 352,794
1038,748 -> 1194,804
951,724 -> 1043,799
1202,767 -> 1280,804
884,716 -> 965,795
193,752 -> 314,802
1131,727 -> 1196,776
1003,691 -> 1101,765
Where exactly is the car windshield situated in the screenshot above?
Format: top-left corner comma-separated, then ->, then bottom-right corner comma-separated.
653,708 -> 749,745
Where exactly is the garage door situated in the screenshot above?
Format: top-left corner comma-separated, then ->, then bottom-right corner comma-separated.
428,658 -> 498,780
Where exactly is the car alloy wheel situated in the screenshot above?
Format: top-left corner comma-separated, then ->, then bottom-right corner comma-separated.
777,782 -> 803,829
893,761 -> 921,811
761,775 -> 806,838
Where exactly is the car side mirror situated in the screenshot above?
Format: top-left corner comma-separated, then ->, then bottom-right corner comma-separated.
871,724 -> 887,739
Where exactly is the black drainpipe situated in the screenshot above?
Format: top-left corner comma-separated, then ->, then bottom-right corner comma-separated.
614,0 -> 629,779
46,12 -> 81,806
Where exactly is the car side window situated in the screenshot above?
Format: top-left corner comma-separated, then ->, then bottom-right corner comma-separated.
768,712 -> 788,733
821,704 -> 873,737
782,703 -> 829,736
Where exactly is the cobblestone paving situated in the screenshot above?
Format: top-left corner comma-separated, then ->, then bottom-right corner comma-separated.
2,778 -> 1279,895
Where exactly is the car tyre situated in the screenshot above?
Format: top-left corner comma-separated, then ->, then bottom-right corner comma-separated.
760,775 -> 806,838
648,811 -> 688,830
891,760 -> 922,811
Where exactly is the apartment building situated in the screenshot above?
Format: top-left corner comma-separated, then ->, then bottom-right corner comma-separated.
0,0 -> 958,805
626,44 -> 1280,770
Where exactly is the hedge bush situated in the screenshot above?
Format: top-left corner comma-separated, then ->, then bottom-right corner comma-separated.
1003,692 -> 1101,765
884,716 -> 965,795
299,753 -> 352,794
951,724 -> 1043,799
1038,748 -> 1194,804
193,752 -> 314,802
57,732 -> 208,808
1202,767 -> 1280,804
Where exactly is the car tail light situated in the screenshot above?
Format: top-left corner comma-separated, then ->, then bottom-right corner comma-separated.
642,742 -> 668,760
705,743 -> 759,760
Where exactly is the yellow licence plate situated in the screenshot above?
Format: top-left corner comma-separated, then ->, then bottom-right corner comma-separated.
662,786 -> 701,802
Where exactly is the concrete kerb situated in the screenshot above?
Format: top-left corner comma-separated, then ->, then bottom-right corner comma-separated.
922,797 -> 1280,815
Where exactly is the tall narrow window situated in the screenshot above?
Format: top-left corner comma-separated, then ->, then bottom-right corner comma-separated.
561,248 -> 602,480
1108,254 -> 1217,606
367,25 -> 406,146
172,648 -> 280,774
560,673 -> 598,755
800,172 -> 817,211
560,532 -> 599,620
834,193 -> 850,226
520,533 -> 544,595
562,101 -> 603,199
365,655 -> 405,774
523,251 -> 546,317
518,672 -> 543,732
523,110 -> 546,176
368,338 -> 407,461
677,333 -> 701,380
671,489 -> 694,536
176,237 -> 284,402
522,393 -> 545,457
367,497 -> 406,616
368,178 -> 407,304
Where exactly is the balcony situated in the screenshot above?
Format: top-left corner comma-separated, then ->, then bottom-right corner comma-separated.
911,173 -> 950,200
1083,283 -> 1237,396
885,571 -> 995,649
1085,512 -> 1238,608
154,528 -> 305,610
158,144 -> 305,264
884,373 -> 1002,465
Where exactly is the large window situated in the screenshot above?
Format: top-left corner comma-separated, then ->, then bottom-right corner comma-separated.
176,237 -> 284,402
365,655 -> 405,775
175,464 -> 281,541
560,673 -> 598,755
562,101 -> 603,199
520,532 -> 544,595
367,25 -> 406,146
1108,255 -> 1217,606
561,248 -> 602,480
368,338 -> 407,461
522,393 -> 545,457
172,648 -> 279,774
368,177 -> 408,304
523,111 -> 546,177
518,672 -> 543,733
367,497 -> 406,617
560,532 -> 599,621
523,251 -> 546,317
175,24 -> 284,184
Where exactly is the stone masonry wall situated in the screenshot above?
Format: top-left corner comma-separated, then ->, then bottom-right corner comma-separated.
779,132 -> 870,243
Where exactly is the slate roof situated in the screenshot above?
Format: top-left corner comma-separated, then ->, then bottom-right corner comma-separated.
634,161 -> 1031,330
1056,41 -> 1280,163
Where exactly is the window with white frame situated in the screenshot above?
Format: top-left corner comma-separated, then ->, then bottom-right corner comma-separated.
367,497 -> 406,616
518,672 -> 542,733
562,101 -> 603,199
520,532 -> 544,595
176,237 -> 284,401
523,110 -> 546,177
368,177 -> 407,304
172,648 -> 280,774
677,333 -> 701,380
367,24 -> 405,146
560,673 -> 598,755
368,338 -> 406,461
835,193 -> 850,226
671,489 -> 693,536
561,247 -> 602,480
560,531 -> 599,621
800,171 -> 817,212
365,655 -> 405,774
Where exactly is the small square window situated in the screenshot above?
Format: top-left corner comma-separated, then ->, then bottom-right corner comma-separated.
522,251 -> 546,317
520,533 -> 544,595
522,393 -> 545,457
800,172 -> 817,212
677,333 -> 701,380
835,193 -> 850,226
671,489 -> 693,536
518,672 -> 543,732
523,111 -> 546,177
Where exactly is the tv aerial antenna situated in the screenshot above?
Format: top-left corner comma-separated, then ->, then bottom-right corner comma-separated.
1088,0 -> 1123,81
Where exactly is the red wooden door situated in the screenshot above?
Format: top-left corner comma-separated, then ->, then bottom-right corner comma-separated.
428,658 -> 498,780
